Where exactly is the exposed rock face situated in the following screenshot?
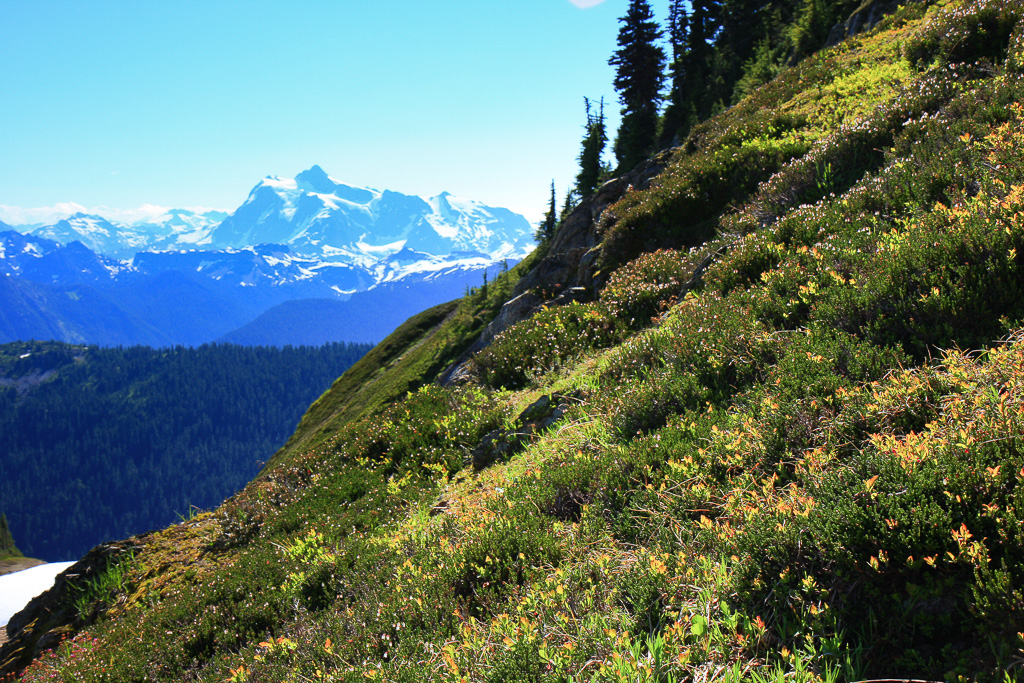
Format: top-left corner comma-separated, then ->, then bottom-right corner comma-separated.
0,539 -> 141,679
826,0 -> 909,47
438,153 -> 669,386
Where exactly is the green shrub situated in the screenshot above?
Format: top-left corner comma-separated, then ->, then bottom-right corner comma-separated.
600,296 -> 777,437
476,302 -> 617,389
600,248 -> 705,329
448,513 -> 562,618
904,0 -> 1022,68
485,638 -> 544,683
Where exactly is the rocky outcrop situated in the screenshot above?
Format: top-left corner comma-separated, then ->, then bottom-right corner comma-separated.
0,539 -> 141,680
826,0 -> 910,47
438,152 -> 670,386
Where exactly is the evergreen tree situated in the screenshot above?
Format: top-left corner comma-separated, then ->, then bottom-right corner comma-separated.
609,0 -> 666,173
788,0 -> 830,60
660,0 -> 690,147
576,97 -> 608,198
559,186 -> 580,224
536,181 -> 558,244
679,0 -> 718,128
0,512 -> 21,557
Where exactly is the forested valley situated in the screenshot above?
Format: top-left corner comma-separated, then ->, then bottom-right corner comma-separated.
0,341 -> 371,561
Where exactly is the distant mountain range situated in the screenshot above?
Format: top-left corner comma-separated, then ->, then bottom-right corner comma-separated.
26,209 -> 229,260
0,167 -> 534,346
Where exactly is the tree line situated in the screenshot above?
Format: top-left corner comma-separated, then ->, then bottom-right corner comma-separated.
537,0 -> 861,242
0,340 -> 371,561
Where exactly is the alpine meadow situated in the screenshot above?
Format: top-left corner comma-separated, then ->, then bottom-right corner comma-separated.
5,0 -> 1024,680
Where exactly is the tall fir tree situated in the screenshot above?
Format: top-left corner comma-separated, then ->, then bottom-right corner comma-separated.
680,0 -> 718,128
660,0 -> 691,147
576,97 -> 608,198
536,181 -> 558,244
609,0 -> 666,173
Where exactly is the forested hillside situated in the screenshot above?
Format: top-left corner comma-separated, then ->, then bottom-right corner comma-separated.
0,341 -> 370,561
4,0 -> 1024,681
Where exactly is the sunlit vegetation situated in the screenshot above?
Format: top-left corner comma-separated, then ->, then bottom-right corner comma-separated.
10,1 -> 1024,681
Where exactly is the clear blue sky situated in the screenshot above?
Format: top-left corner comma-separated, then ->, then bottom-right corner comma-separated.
0,0 -> 672,225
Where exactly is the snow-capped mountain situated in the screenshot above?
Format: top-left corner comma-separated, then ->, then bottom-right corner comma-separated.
26,209 -> 228,259
210,165 -> 534,263
0,169 -> 534,347
131,244 -> 372,295
29,214 -> 150,260
132,209 -> 229,250
0,229 -> 130,285
11,166 -> 533,284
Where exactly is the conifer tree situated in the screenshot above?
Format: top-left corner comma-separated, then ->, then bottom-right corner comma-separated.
576,97 -> 608,198
0,512 -> 21,557
660,0 -> 690,147
789,0 -> 829,59
559,186 -> 579,224
536,181 -> 558,244
680,0 -> 717,127
609,0 -> 666,173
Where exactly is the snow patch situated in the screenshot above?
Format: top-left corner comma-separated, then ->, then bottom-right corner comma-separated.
0,562 -> 76,626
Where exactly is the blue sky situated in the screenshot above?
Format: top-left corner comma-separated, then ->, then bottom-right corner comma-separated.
0,0 -> 672,225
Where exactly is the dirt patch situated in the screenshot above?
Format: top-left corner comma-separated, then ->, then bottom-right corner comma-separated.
0,627 -> 6,647
0,558 -> 46,578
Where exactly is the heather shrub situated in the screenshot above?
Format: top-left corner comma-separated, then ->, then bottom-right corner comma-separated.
904,0 -> 1022,68
600,297 -> 777,436
1009,19 -> 1024,72
476,301 -> 617,389
600,248 -> 702,329
599,141 -> 809,273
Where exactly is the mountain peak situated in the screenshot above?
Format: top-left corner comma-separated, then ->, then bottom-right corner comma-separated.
295,165 -> 337,195
303,164 -> 327,177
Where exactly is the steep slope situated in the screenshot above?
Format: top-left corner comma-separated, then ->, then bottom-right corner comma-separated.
5,2 -> 1024,680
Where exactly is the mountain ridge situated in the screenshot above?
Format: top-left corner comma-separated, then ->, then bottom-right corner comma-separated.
0,169 -> 534,347
9,167 -> 533,266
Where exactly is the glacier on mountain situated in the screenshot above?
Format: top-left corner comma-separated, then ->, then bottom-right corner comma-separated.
210,165 -> 534,264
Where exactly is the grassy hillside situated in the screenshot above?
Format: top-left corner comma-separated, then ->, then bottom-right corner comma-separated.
268,252 -> 537,469
6,1 -> 1024,680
